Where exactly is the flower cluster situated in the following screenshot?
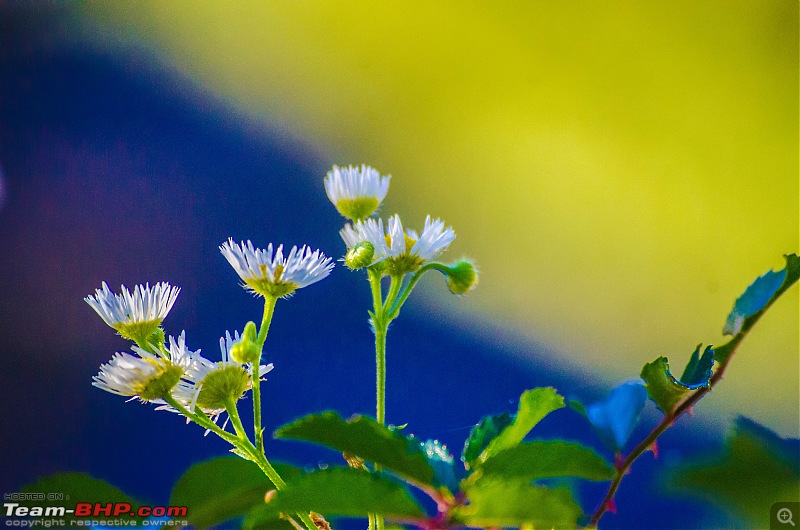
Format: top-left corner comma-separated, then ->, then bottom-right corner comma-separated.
87,283 -> 267,411
169,331 -> 273,421
326,164 -> 472,285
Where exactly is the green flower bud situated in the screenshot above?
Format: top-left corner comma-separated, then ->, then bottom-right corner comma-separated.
242,321 -> 258,343
445,260 -> 478,294
230,322 -> 262,364
345,241 -> 375,270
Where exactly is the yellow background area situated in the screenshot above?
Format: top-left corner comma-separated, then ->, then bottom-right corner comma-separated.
78,2 -> 798,434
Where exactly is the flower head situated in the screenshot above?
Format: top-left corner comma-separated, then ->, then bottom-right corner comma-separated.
325,164 -> 390,220
340,214 -> 455,274
220,239 -> 334,298
93,331 -> 194,402
171,331 -> 273,418
85,282 -> 180,345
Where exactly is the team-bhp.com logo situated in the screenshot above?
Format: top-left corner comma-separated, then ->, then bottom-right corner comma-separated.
4,502 -> 188,527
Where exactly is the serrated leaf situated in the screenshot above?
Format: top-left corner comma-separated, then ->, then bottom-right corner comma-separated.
462,412 -> 513,467
169,456 -> 300,529
478,441 -> 614,481
482,388 -> 565,461
584,381 -> 648,451
724,266 -> 787,336
641,345 -> 714,413
249,468 -> 425,521
667,417 -> 800,525
679,344 -> 715,386
717,254 -> 800,364
275,411 -> 435,487
21,473 -> 141,522
455,478 -> 582,529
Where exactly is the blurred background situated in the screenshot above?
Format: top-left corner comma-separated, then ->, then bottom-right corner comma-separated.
0,2 -> 797,529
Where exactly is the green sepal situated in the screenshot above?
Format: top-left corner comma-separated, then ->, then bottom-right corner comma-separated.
275,411 -> 436,487
194,365 -> 251,409
641,345 -> 714,413
169,456 -> 300,529
462,412 -> 513,468
20,473 -> 141,523
666,417 -> 800,525
481,388 -> 565,462
139,362 -> 184,401
477,440 -> 614,481
249,468 -> 425,521
454,477 -> 583,529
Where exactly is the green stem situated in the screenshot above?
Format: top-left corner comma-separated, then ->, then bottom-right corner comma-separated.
165,396 -> 315,530
224,398 -> 249,442
382,275 -> 403,314
368,268 -> 383,313
386,262 -> 448,320
163,395 -> 240,446
257,295 -> 278,347
375,323 -> 387,425
254,295 -> 278,454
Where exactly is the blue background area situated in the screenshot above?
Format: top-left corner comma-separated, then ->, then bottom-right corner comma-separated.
0,8 -> 731,529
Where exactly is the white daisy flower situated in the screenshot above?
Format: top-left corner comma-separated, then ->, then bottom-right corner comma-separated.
85,282 -> 180,344
171,331 -> 273,419
410,216 -> 456,261
220,239 -> 334,298
93,331 -> 194,402
324,164 -> 390,220
340,214 -> 455,274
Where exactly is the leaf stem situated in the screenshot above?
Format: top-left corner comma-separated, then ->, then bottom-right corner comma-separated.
586,319 -> 758,527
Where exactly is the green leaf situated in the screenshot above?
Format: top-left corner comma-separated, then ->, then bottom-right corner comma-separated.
420,439 -> 459,491
641,345 -> 714,413
584,381 -> 648,451
21,473 -> 141,522
482,388 -> 565,461
478,441 -> 614,481
679,344 -> 715,386
250,468 -> 425,521
455,478 -> 582,529
275,411 -> 435,487
666,417 -> 800,525
169,456 -> 300,529
462,412 -> 513,468
717,254 -> 800,363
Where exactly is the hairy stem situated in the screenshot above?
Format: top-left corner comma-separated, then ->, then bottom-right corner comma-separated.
254,295 -> 278,454
387,262 -> 448,320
